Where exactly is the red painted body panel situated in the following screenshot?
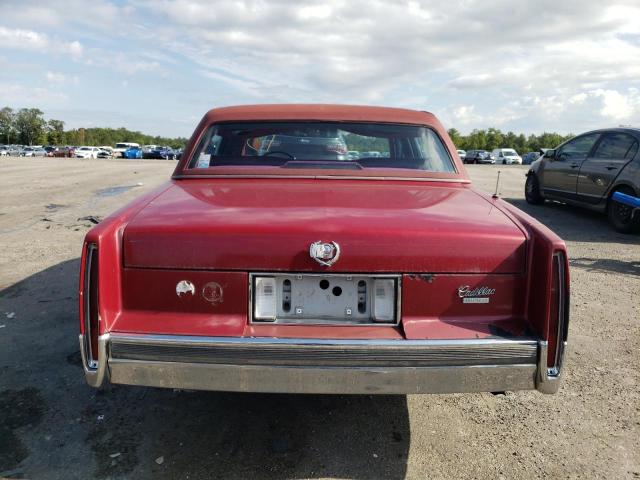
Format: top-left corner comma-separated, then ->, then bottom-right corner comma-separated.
79,105 -> 568,353
402,274 -> 527,339
122,179 -> 526,274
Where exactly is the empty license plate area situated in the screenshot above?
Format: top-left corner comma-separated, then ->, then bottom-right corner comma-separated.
251,274 -> 400,325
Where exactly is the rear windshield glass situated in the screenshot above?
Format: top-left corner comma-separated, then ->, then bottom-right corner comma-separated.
187,122 -> 455,173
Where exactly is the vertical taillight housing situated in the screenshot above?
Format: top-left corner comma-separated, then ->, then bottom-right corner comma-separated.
547,251 -> 569,373
80,243 -> 100,369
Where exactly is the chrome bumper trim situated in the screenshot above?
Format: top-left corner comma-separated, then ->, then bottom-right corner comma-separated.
108,360 -> 537,394
535,340 -> 565,394
109,334 -> 538,367
82,333 -> 552,394
79,333 -> 110,388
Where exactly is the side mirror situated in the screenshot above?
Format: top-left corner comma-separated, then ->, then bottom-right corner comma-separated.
543,149 -> 556,159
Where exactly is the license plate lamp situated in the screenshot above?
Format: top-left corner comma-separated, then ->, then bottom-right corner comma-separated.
254,276 -> 277,320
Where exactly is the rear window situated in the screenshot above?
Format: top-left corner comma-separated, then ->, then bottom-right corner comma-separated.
187,122 -> 455,173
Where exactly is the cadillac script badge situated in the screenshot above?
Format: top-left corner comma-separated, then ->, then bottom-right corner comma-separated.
309,241 -> 340,267
457,285 -> 496,304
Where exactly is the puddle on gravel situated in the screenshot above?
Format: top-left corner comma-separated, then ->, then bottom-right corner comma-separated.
94,185 -> 141,198
0,388 -> 46,472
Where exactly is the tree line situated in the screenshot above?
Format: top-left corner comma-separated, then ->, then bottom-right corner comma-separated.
0,105 -> 574,153
447,127 -> 573,153
0,107 -> 188,149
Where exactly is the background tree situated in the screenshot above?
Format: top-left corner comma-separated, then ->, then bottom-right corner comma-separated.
0,107 -> 16,144
46,119 -> 65,145
15,108 -> 46,145
447,128 -> 463,148
485,128 -> 504,150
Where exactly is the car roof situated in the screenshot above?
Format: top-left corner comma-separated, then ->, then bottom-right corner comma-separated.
201,104 -> 437,126
576,127 -> 640,137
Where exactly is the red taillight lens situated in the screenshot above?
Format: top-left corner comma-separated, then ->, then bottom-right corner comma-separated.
82,243 -> 99,369
547,252 -> 568,370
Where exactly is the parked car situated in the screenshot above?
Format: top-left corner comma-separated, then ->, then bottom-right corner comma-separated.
256,134 -> 349,161
492,148 -> 522,165
525,128 -> 640,232
6,145 -> 22,156
75,146 -> 101,159
123,146 -> 143,159
43,146 -> 57,156
98,146 -> 114,158
114,142 -> 140,158
360,150 -> 381,158
523,151 -> 539,165
456,149 -> 466,161
0,146 -> 8,156
465,150 -> 494,164
144,146 -> 176,160
51,146 -> 75,158
79,104 -> 569,396
22,147 -> 46,157
347,150 -> 360,160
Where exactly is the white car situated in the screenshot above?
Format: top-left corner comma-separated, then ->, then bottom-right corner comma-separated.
456,149 -> 466,161
75,146 -> 101,159
114,142 -> 140,158
0,147 -> 8,156
97,147 -> 114,158
491,148 -> 522,165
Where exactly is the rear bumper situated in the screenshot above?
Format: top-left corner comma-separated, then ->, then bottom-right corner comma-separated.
80,333 -> 562,394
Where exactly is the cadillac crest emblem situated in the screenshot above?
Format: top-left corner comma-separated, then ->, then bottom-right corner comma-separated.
309,241 -> 340,267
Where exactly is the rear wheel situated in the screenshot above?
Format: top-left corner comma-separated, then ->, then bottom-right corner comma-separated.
607,187 -> 640,233
525,174 -> 545,205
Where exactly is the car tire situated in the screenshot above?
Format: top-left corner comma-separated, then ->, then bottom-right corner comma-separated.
525,174 -> 545,205
607,187 -> 640,233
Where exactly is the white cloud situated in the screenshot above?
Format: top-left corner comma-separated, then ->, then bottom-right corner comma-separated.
0,83 -> 68,105
2,0 -> 640,135
0,26 -> 83,58
596,90 -> 633,119
45,71 -> 66,83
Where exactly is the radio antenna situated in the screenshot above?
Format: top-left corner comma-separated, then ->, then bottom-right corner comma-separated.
492,171 -> 501,198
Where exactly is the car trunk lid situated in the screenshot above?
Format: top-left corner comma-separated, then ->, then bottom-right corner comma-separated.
123,178 -> 526,273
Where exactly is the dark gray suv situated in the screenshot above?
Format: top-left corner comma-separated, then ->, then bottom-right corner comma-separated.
525,128 -> 640,233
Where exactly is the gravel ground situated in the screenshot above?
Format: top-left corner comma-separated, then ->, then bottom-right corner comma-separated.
0,157 -> 638,480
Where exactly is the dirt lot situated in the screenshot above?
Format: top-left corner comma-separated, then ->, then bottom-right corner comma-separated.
0,157 -> 638,480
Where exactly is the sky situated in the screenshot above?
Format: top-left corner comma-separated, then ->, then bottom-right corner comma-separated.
1,0 -> 639,138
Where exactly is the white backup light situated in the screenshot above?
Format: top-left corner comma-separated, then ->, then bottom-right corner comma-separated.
373,278 -> 395,322
254,277 -> 277,321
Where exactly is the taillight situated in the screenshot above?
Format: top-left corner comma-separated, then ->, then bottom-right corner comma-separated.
547,251 -> 569,371
82,243 -> 100,369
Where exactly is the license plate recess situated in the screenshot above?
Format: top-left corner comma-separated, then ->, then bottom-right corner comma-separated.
250,273 -> 400,325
